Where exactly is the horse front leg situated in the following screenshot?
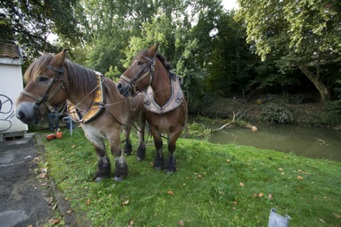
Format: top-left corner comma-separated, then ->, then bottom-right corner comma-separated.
94,144 -> 111,181
81,130 -> 111,181
109,133 -> 128,182
84,132 -> 110,182
150,126 -> 164,170
166,129 -> 182,173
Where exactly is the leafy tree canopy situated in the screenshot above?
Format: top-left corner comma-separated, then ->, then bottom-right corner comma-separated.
236,0 -> 341,101
0,0 -> 84,61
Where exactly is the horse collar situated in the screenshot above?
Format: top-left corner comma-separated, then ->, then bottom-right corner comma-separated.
144,75 -> 184,114
68,72 -> 105,124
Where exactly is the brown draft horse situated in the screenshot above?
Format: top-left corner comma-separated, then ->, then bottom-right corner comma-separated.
15,50 -> 146,182
117,44 -> 188,173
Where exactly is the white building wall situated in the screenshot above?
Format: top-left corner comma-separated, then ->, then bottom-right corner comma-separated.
0,62 -> 28,134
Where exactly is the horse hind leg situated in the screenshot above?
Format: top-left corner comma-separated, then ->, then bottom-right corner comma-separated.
123,127 -> 132,156
136,123 -> 146,161
109,133 -> 128,182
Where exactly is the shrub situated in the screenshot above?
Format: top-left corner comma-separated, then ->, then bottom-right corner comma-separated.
260,102 -> 293,124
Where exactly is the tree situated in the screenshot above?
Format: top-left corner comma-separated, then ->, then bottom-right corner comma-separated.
205,10 -> 257,97
120,0 -> 225,110
0,0 -> 84,61
236,0 -> 341,102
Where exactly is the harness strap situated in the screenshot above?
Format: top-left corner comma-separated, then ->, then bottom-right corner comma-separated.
21,90 -> 41,101
47,82 -> 64,101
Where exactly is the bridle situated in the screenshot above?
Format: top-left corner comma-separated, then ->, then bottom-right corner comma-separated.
21,65 -> 67,119
120,56 -> 155,95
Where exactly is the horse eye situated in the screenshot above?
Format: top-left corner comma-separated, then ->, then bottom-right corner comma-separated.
38,76 -> 50,83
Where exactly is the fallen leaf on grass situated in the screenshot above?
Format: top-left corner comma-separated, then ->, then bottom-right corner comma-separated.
319,218 -> 326,223
45,197 -> 53,204
178,220 -> 185,226
268,194 -> 273,200
86,199 -> 91,206
297,175 -> 304,180
121,200 -> 129,206
167,190 -> 174,195
253,192 -> 264,198
239,182 -> 245,187
48,218 -> 61,225
128,220 -> 134,227
298,169 -> 310,175
39,172 -> 48,179
334,213 -> 341,219
71,144 -> 77,148
67,209 -> 73,214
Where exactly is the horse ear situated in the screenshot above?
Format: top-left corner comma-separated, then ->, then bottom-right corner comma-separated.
54,49 -> 68,67
148,44 -> 159,57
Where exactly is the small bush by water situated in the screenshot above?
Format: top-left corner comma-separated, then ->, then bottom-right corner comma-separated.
40,129 -> 340,226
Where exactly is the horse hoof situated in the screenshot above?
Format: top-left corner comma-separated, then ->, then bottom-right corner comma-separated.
137,156 -> 144,161
114,176 -> 124,182
154,166 -> 163,171
166,169 -> 176,175
94,176 -> 106,182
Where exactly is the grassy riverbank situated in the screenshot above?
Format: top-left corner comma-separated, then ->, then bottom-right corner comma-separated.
40,129 -> 340,226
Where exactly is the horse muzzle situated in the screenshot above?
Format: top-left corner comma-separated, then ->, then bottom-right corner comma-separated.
16,102 -> 42,124
117,82 -> 134,97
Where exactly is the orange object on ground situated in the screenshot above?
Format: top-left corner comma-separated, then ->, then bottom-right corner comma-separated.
46,134 -> 56,141
55,131 -> 63,139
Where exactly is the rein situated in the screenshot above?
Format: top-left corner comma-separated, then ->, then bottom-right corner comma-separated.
21,65 -> 67,118
120,56 -> 155,95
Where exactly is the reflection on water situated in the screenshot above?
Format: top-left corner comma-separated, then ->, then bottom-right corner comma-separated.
209,124 -> 341,161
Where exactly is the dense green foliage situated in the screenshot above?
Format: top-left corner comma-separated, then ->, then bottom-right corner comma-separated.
0,0 -> 83,60
40,129 -> 341,226
3,0 -> 340,109
236,0 -> 341,102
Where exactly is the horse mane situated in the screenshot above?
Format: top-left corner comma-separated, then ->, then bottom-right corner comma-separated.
64,59 -> 98,96
156,53 -> 172,72
24,53 -> 98,96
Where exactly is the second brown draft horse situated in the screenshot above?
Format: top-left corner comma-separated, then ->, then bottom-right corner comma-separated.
117,44 -> 188,173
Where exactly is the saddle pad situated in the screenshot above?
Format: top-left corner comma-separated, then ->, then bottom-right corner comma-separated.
67,73 -> 104,123
144,77 -> 184,114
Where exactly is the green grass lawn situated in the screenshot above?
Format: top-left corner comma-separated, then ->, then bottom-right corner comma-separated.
40,128 -> 340,226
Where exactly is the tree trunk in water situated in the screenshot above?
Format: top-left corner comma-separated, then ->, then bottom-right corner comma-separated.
299,66 -> 329,102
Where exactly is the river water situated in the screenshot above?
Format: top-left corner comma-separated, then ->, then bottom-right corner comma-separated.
209,124 -> 341,162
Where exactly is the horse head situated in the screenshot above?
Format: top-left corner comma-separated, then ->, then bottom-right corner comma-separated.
16,49 -> 68,124
117,44 -> 159,97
